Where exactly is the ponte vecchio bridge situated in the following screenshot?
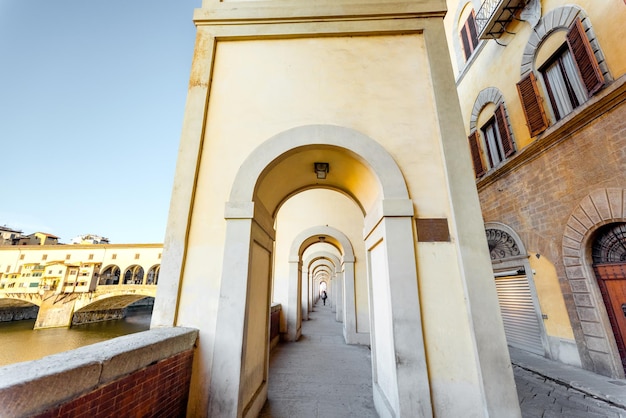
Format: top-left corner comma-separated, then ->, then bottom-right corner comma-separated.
0,283 -> 157,329
0,243 -> 161,329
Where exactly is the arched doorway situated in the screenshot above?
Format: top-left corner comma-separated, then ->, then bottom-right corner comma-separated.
592,222 -> 626,373
562,188 -> 626,377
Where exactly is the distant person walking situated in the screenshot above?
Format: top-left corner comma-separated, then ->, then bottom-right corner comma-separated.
321,290 -> 327,305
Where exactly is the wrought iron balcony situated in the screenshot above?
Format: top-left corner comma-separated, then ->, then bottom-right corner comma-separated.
475,0 -> 526,40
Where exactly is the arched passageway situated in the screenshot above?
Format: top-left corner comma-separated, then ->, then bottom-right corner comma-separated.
154,5 -> 520,415
280,223 -> 366,345
208,125 -> 431,417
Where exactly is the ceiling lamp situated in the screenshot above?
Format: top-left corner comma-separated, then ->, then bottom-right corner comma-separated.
314,162 -> 329,179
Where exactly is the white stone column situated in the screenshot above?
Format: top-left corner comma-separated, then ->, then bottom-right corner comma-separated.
208,202 -> 274,418
308,269 -> 313,312
342,257 -> 361,344
365,200 -> 432,418
331,276 -> 336,312
335,272 -> 343,322
286,257 -> 302,341
301,266 -> 309,321
423,18 -> 520,416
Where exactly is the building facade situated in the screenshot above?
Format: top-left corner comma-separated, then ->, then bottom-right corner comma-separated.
444,0 -> 626,378
153,0 -> 523,416
0,226 -> 22,246
0,244 -> 161,327
0,244 -> 162,292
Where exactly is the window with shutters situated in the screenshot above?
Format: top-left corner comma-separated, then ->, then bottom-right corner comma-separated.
460,10 -> 479,61
468,103 -> 515,178
540,45 -> 589,121
517,17 -> 605,134
482,117 -> 506,168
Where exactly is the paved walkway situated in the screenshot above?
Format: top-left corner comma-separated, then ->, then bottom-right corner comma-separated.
259,303 -> 626,417
259,303 -> 376,418
510,347 -> 626,417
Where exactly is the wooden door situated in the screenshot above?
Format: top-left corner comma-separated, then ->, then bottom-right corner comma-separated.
594,263 -> 626,372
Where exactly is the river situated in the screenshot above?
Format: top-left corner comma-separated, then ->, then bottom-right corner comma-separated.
0,310 -> 152,367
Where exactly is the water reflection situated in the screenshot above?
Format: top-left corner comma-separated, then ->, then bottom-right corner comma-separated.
0,310 -> 151,367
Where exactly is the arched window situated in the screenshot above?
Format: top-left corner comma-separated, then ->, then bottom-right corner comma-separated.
467,88 -> 515,178
146,265 -> 160,285
99,265 -> 120,285
517,13 -> 606,136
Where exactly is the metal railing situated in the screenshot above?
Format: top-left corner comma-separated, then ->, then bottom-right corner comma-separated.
475,0 -> 502,37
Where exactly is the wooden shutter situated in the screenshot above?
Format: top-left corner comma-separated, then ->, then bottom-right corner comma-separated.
461,24 -> 472,60
567,18 -> 604,96
468,131 -> 486,177
461,11 -> 478,61
495,104 -> 515,157
468,12 -> 479,51
516,72 -> 549,137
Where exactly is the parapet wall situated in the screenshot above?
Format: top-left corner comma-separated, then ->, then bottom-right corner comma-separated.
0,327 -> 198,417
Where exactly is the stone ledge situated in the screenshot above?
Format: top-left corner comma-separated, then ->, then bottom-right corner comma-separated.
0,327 -> 198,417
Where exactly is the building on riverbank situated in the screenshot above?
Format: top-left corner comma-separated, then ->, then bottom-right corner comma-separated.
0,244 -> 161,327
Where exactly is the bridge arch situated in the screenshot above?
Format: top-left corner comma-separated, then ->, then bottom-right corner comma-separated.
73,287 -> 156,315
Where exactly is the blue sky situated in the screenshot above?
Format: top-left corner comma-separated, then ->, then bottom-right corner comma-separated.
0,1 -> 200,243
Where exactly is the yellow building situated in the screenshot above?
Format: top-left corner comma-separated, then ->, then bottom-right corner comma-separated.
152,0 -> 523,416
0,244 -> 161,328
17,232 -> 60,246
444,0 -> 626,378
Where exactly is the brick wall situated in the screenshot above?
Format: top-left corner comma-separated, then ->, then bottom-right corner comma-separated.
0,327 -> 198,418
476,82 -> 626,372
32,349 -> 193,418
478,95 -> 626,262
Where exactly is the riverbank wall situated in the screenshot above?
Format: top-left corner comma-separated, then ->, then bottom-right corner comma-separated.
0,327 -> 198,417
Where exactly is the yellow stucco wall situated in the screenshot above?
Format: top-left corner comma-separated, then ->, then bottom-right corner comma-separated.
177,33 -> 456,333
529,254 -> 575,340
442,0 -> 626,355
446,0 -> 626,148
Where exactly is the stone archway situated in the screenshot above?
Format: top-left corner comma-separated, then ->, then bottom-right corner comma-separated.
303,251 -> 341,321
562,188 -> 626,378
591,223 -> 626,374
312,262 -> 334,307
209,124 -> 432,418
288,225 -> 362,344
486,222 -> 550,357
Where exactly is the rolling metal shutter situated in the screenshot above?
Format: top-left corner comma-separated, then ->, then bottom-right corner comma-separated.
495,274 -> 545,355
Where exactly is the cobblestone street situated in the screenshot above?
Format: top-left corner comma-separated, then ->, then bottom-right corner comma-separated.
515,365 -> 626,418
